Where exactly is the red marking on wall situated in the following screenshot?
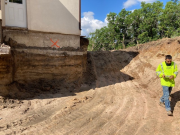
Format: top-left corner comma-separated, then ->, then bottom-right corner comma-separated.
50,38 -> 60,48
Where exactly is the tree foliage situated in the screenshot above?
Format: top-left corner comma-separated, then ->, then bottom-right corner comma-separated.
88,0 -> 180,51
171,0 -> 179,3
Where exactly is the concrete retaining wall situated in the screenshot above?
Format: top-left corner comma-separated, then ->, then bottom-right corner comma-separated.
3,29 -> 80,49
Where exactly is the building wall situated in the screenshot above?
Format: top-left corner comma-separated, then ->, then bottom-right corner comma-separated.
27,0 -> 81,35
1,0 -> 4,25
0,0 -> 2,19
1,0 -> 81,35
3,29 -> 80,48
0,0 -> 2,43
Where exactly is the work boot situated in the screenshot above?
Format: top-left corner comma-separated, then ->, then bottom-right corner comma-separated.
159,102 -> 165,107
167,111 -> 173,116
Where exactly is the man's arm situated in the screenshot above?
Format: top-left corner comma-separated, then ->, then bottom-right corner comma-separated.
173,63 -> 178,78
156,64 -> 164,78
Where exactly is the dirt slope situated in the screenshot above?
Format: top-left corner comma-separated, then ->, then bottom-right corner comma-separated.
1,37 -> 180,135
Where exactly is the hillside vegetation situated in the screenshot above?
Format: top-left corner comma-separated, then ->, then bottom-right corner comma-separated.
88,0 -> 180,51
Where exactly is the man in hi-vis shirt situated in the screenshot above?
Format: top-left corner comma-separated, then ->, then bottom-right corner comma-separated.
156,55 -> 178,116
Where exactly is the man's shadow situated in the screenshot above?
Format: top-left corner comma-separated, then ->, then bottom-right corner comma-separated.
171,90 -> 180,112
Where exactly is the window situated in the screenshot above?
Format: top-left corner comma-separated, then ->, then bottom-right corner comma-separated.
9,0 -> 22,4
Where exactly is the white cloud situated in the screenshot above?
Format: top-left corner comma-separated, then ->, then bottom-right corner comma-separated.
137,0 -> 157,2
131,9 -> 135,12
81,12 -> 108,37
123,0 -> 157,8
124,0 -> 138,8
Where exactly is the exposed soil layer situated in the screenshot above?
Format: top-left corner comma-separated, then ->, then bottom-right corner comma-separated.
1,37 -> 180,135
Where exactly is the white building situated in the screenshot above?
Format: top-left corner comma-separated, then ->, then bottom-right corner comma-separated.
1,0 -> 82,49
0,0 -> 89,95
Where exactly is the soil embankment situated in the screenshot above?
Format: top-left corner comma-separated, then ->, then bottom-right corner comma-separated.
1,37 -> 180,135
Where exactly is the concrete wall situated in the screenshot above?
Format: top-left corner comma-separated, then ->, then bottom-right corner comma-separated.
1,0 -> 81,35
3,29 -> 80,48
1,0 -> 4,26
0,0 -> 1,19
0,0 -> 1,43
0,10 -> 1,20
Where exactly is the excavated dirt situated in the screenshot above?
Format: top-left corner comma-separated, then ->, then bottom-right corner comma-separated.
1,37 -> 180,135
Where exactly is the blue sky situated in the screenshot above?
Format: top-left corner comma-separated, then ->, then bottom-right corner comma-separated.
81,0 -> 171,36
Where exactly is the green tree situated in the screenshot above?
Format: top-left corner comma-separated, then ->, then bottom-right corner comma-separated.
138,1 -> 163,43
127,9 -> 142,44
116,9 -> 131,49
89,26 -> 115,51
159,1 -> 180,38
171,0 -> 179,3
88,0 -> 180,51
106,12 -> 120,49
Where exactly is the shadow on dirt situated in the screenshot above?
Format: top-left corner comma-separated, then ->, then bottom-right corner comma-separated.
171,90 -> 180,112
1,50 -> 139,100
79,50 -> 139,91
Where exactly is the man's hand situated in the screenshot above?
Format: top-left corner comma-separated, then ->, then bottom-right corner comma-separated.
162,75 -> 165,78
169,75 -> 174,79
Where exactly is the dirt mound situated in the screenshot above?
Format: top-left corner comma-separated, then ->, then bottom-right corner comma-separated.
1,37 -> 180,135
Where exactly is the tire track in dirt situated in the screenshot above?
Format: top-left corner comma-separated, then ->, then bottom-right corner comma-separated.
83,97 -> 133,135
67,85 -> 124,134
0,97 -> 72,135
122,55 -> 162,135
112,81 -> 145,135
21,94 -> 101,135
154,99 -> 166,135
23,77 -> 114,134
85,82 -> 134,135
87,82 -> 132,135
132,85 -> 160,135
133,81 -> 149,135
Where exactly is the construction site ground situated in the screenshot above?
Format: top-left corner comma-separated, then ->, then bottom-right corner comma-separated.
1,37 -> 180,135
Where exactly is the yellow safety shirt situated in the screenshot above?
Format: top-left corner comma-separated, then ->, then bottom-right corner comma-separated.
156,61 -> 178,87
